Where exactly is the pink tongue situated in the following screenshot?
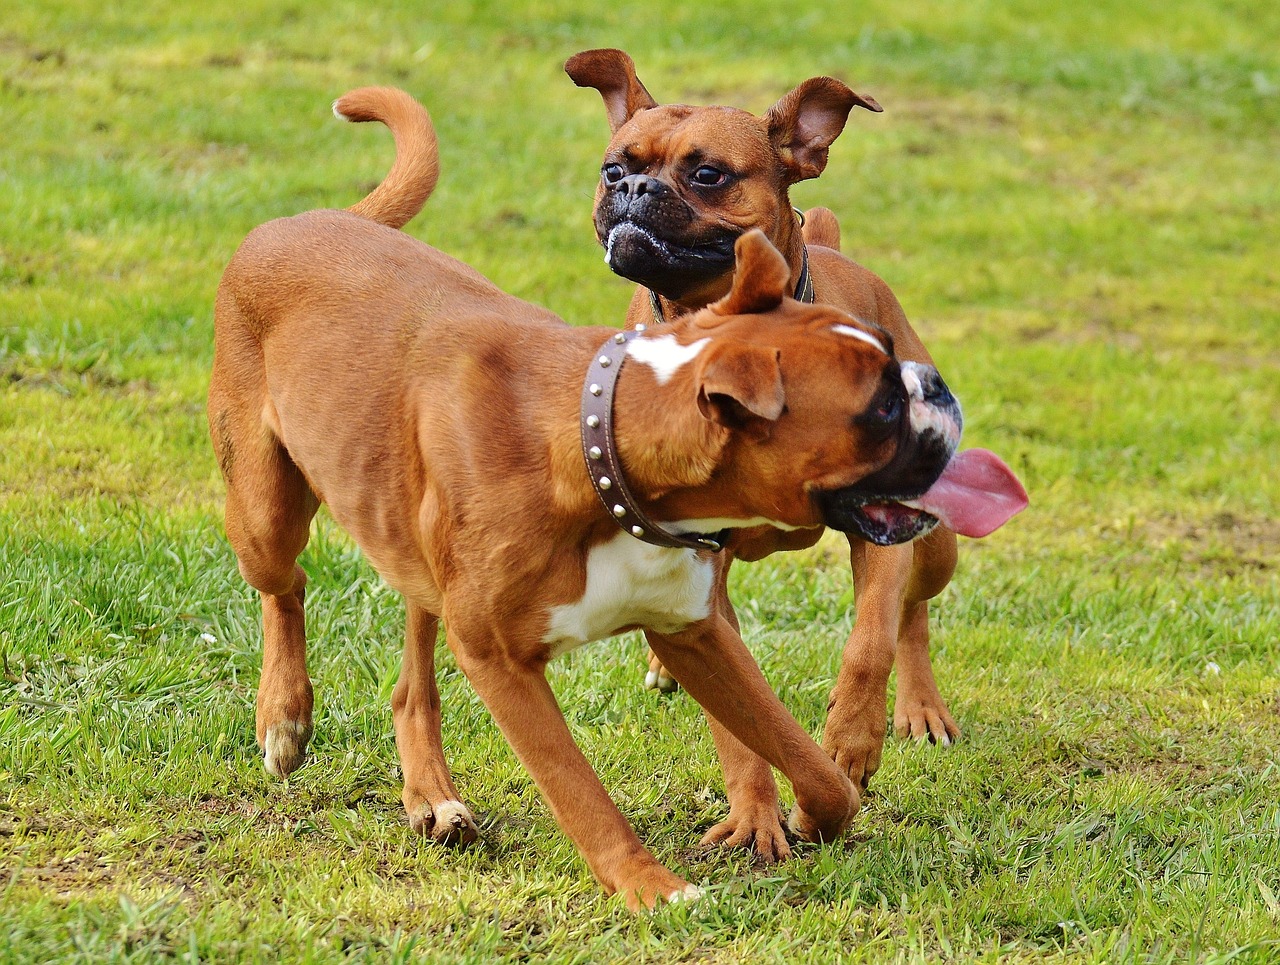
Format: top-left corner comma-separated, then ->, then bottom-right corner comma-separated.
904,448 -> 1028,538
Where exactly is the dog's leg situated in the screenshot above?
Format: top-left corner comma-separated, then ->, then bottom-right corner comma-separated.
670,557 -> 791,861
254,565 -> 314,778
820,539 -> 913,789
228,489 -> 317,778
210,323 -> 320,779
648,615 -> 857,846
449,632 -> 695,911
393,603 -> 478,846
698,714 -> 791,861
891,527 -> 960,744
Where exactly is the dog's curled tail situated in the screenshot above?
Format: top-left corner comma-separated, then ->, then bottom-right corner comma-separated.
333,87 -> 439,230
801,206 -> 841,251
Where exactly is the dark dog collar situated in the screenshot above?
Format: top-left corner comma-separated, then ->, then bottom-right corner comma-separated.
648,243 -> 815,324
580,328 -> 726,552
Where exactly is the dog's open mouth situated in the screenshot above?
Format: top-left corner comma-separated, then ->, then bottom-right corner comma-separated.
841,501 -> 940,546
823,448 -> 1028,546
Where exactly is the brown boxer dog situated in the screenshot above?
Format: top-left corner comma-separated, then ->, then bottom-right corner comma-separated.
207,87 -> 1025,908
567,49 -> 1027,859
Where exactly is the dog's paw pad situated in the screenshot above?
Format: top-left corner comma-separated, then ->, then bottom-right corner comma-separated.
409,799 -> 479,847
262,720 -> 312,778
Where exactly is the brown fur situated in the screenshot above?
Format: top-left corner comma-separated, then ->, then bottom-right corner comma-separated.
207,87 -> 958,908
569,49 -> 962,860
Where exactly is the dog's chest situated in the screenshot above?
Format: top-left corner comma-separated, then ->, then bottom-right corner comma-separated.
543,532 -> 714,658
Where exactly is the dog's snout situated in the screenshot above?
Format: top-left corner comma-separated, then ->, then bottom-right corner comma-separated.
901,362 -> 954,405
901,361 -> 963,445
615,174 -> 665,200
921,368 -> 954,407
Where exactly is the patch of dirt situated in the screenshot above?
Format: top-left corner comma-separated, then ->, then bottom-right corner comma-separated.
1135,511 -> 1280,576
0,813 -> 51,836
1,806 -> 223,903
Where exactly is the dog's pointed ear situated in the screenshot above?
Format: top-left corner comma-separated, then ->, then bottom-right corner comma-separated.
706,229 -> 791,320
696,341 -> 785,439
566,48 -> 659,134
764,77 -> 881,183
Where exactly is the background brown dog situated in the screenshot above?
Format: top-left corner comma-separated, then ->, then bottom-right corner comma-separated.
567,49 -> 1007,860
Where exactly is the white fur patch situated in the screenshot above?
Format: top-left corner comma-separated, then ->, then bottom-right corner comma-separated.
626,335 -> 710,385
543,531 -> 713,657
832,323 -> 887,355
263,720 -> 311,778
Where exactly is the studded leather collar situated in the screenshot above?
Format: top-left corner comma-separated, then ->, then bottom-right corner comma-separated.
580,327 -> 726,552
647,243 -> 815,324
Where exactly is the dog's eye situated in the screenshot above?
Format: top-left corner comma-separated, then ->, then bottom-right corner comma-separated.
856,388 -> 902,427
874,392 -> 902,422
603,163 -> 625,183
691,166 -> 727,187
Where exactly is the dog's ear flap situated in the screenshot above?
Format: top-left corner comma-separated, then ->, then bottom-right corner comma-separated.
765,77 -> 881,183
707,229 -> 791,319
566,49 -> 659,134
696,341 -> 785,438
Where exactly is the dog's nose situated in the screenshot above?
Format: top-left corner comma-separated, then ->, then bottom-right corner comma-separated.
901,361 -> 962,444
920,368 -> 955,407
901,362 -> 954,407
614,174 -> 666,200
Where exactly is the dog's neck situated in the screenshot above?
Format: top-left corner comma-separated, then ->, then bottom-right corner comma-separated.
611,355 -> 728,506
545,326 -> 730,530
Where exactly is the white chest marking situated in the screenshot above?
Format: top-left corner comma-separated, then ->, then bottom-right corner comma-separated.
543,531 -> 714,658
832,323 -> 888,355
626,335 -> 710,385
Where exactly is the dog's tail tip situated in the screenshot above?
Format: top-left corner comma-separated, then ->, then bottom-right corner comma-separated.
334,87 -> 440,231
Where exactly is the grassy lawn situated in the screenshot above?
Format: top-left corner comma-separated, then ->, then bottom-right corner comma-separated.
3,1 -> 1278,961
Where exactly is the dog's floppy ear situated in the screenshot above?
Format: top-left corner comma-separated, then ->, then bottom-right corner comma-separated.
765,77 -> 881,183
707,229 -> 791,319
695,341 -> 785,439
566,48 -> 659,134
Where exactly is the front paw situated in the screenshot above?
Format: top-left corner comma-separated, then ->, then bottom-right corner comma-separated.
617,868 -> 701,912
822,692 -> 887,792
787,780 -> 859,845
260,719 -> 313,778
893,684 -> 960,746
407,799 -> 479,847
700,801 -> 792,863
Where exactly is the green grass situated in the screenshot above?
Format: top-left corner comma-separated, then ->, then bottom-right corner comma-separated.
2,2 -> 1278,961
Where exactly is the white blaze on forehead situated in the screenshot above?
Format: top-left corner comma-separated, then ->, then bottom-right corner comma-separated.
626,334 -> 710,385
832,323 -> 888,355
